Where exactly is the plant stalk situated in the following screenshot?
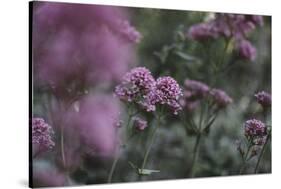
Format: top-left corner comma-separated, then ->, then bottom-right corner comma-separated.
254,135 -> 270,173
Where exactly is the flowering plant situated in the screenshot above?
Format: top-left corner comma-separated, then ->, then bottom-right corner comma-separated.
31,2 -> 271,187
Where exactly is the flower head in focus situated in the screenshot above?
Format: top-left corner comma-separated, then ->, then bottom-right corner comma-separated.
255,91 -> 271,108
244,119 -> 267,145
149,76 -> 183,115
32,117 -> 55,155
115,67 -> 156,111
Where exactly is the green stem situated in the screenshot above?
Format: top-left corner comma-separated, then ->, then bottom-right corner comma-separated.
107,150 -> 121,183
239,144 -> 251,174
60,124 -> 66,169
107,114 -> 133,183
211,37 -> 232,88
218,37 -> 231,69
254,135 -> 270,173
140,114 -> 161,173
190,133 -> 202,177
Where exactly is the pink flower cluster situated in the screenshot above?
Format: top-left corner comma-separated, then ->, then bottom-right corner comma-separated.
244,119 -> 267,145
115,67 -> 183,114
32,117 -> 55,153
181,79 -> 232,111
115,67 -> 155,103
187,13 -> 263,61
255,91 -> 271,108
149,76 -> 183,114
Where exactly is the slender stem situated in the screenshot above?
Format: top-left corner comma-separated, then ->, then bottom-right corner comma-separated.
190,133 -> 202,177
107,150 -> 121,183
198,102 -> 206,130
239,144 -> 251,174
210,37 -> 232,88
218,37 -> 231,69
107,114 -> 133,183
140,113 -> 161,173
254,135 -> 270,173
60,125 -> 66,168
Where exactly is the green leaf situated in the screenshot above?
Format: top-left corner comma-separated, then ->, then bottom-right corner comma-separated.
138,169 -> 160,175
174,51 -> 199,62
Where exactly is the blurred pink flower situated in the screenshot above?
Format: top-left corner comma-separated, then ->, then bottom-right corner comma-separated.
187,13 -> 263,62
33,2 -> 140,92
188,13 -> 263,41
209,88 -> 233,108
187,22 -> 219,41
184,79 -> 210,99
237,39 -> 257,61
77,95 -> 121,157
255,91 -> 271,108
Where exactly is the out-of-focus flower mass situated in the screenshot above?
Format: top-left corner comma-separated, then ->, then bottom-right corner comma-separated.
255,91 -> 271,108
184,79 -> 210,99
237,39 -> 257,61
77,95 -> 121,156
187,13 -> 263,61
33,2 -> 141,92
181,80 -> 232,111
209,88 -> 233,108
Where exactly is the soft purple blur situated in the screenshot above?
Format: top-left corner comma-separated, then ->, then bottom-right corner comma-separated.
187,13 -> 263,62
237,39 -> 257,61
255,91 -> 271,108
209,88 -> 233,108
33,2 -> 140,93
181,79 -> 210,112
77,95 -> 121,157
